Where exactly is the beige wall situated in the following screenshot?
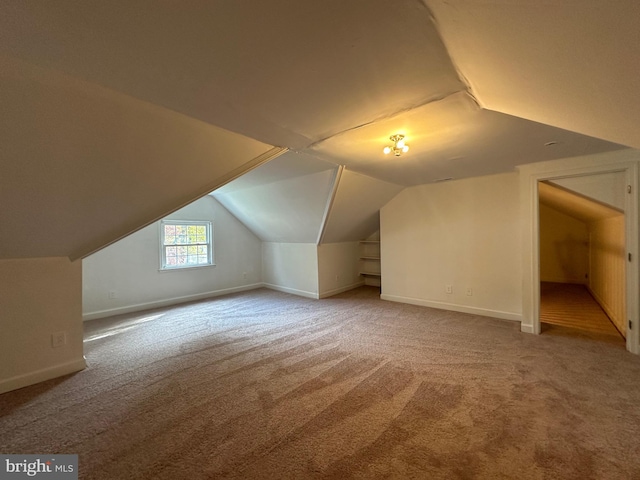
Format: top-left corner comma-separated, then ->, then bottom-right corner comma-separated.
0,257 -> 85,393
589,215 -> 626,336
539,204 -> 589,284
380,172 -> 522,321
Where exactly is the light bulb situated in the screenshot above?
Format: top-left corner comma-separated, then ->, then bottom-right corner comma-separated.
383,146 -> 391,154
402,145 -> 409,153
396,139 -> 405,149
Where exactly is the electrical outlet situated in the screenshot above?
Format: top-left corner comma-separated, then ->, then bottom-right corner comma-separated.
445,285 -> 453,294
51,331 -> 66,348
242,272 -> 247,279
466,287 -> 473,296
108,290 -> 117,300
335,275 -> 340,282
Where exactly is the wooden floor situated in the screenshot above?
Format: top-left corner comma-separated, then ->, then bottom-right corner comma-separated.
540,282 -> 624,345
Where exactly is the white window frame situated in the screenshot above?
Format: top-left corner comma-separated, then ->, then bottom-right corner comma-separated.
159,220 -> 214,271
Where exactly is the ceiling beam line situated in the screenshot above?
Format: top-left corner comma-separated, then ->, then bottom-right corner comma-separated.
317,165 -> 345,246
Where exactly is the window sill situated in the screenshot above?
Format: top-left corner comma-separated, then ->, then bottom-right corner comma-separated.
159,263 -> 216,273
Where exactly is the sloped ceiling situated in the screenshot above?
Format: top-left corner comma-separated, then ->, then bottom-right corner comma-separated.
539,181 -> 622,223
0,1 -> 637,257
0,0 -> 464,151
0,55 -> 279,260
311,92 -> 624,185
214,152 -> 336,195
0,1 -> 628,189
212,153 -> 337,243
428,0 -> 640,149
321,170 -> 404,243
550,172 -> 626,212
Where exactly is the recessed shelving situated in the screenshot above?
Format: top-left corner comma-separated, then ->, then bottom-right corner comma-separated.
359,271 -> 381,277
359,240 -> 381,286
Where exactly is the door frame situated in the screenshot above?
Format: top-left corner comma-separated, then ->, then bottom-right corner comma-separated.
519,151 -> 639,354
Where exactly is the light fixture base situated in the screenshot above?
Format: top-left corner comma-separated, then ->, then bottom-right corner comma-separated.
384,134 -> 409,157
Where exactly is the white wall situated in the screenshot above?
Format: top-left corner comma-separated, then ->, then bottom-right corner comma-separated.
83,196 -> 262,320
262,243 -> 319,298
380,172 -> 522,321
0,257 -> 85,393
263,242 -> 364,299
539,204 -> 589,284
318,242 -> 364,298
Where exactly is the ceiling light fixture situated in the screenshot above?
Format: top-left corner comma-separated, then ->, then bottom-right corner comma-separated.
383,134 -> 409,156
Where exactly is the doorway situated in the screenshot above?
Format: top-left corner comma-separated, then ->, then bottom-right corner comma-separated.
538,180 -> 626,343
519,152 -> 639,354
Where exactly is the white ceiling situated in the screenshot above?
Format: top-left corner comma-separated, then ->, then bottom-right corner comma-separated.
428,0 -> 640,149
212,152 -> 405,244
0,0 -> 464,152
0,55 -> 277,259
310,92 -> 623,185
321,170 -> 404,243
0,0 -> 630,190
214,152 -> 335,194
212,166 -> 337,243
1,1 -> 637,255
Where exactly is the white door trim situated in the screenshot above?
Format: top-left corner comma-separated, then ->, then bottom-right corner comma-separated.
518,150 -> 639,354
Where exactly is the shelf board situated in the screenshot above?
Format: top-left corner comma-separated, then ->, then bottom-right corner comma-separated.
359,271 -> 381,277
360,256 -> 380,260
359,240 -> 380,244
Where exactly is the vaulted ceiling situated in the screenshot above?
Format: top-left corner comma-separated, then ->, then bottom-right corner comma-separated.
0,1 -> 637,258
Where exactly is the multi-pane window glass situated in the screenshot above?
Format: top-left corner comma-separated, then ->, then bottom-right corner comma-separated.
160,221 -> 212,270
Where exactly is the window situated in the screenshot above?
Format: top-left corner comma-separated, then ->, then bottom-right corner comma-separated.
160,220 -> 213,270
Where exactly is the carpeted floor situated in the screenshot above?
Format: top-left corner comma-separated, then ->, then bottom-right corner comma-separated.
2,286 -> 640,479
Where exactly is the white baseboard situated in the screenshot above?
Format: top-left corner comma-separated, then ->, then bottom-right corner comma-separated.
83,283 -> 264,321
380,294 -> 522,322
0,357 -> 87,394
262,283 -> 319,299
520,324 -> 536,334
319,281 -> 365,299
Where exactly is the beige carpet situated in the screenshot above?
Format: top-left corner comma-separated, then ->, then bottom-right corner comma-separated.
2,286 -> 640,479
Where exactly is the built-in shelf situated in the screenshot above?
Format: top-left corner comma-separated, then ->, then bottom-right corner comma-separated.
359,240 -> 381,286
359,271 -> 381,277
